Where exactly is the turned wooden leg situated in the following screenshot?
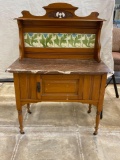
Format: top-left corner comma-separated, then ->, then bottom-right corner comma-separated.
93,110 -> 101,135
18,110 -> 24,134
27,103 -> 32,114
88,104 -> 92,113
100,111 -> 103,119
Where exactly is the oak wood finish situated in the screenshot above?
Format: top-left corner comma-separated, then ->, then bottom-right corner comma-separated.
7,3 -> 109,135
16,3 -> 104,62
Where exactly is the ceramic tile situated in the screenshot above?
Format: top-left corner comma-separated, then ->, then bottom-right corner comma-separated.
0,83 -> 15,97
0,135 -> 16,160
24,33 -> 95,48
0,83 -> 120,160
14,132 -> 81,160
98,134 -> 120,160
80,133 -> 120,160
0,102 -> 27,125
100,99 -> 120,128
24,102 -> 76,126
0,83 -> 3,87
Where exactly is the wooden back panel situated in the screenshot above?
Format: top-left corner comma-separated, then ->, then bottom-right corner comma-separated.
17,3 -> 104,62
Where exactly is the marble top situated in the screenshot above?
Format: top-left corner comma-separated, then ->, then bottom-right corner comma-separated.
7,58 -> 110,75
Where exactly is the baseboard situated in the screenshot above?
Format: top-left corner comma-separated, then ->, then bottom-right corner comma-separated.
0,78 -> 14,82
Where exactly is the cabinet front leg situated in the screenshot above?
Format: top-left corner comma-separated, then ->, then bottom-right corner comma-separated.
18,110 -> 24,134
93,110 -> 101,135
88,104 -> 92,113
27,103 -> 32,114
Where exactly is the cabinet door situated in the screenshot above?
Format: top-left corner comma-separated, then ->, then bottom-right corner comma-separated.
18,73 -> 41,100
41,75 -> 80,100
41,74 -> 102,101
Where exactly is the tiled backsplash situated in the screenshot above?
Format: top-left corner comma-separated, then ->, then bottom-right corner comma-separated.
24,33 -> 95,48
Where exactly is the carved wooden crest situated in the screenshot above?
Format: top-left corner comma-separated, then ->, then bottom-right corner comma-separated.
48,10 -> 73,18
18,3 -> 104,21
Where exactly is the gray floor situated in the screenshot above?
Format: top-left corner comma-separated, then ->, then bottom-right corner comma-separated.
0,83 -> 120,160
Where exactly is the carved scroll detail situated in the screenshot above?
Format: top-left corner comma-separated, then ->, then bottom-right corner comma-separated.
48,10 -> 73,18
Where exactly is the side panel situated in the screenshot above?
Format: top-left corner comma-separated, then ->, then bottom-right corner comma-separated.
18,73 -> 41,100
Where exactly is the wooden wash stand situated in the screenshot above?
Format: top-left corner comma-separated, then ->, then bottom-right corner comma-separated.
7,3 -> 109,135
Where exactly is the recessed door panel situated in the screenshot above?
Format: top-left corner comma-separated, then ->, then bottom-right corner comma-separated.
42,75 -> 79,100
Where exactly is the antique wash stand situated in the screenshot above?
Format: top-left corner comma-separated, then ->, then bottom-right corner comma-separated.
7,3 -> 109,135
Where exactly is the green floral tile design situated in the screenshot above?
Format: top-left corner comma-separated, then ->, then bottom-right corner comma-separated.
24,33 -> 95,48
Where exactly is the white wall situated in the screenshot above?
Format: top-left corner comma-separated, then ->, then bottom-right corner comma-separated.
0,0 -> 115,79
